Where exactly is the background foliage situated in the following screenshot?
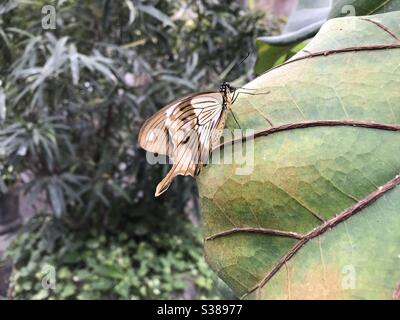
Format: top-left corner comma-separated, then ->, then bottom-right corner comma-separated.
0,0 -> 274,299
7,214 -> 220,299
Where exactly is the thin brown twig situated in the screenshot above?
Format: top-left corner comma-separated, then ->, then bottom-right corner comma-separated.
214,120 -> 400,152
261,43 -> 400,76
205,227 -> 304,241
360,18 -> 400,42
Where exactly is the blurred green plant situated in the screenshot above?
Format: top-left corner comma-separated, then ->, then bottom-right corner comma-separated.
254,40 -> 306,75
0,0 -> 266,221
7,214 -> 222,299
0,0 -> 271,299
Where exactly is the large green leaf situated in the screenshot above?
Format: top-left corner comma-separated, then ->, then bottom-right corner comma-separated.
255,0 -> 400,74
198,11 -> 400,299
259,0 -> 400,45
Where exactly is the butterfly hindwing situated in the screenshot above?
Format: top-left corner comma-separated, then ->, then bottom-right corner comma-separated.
138,92 -> 228,196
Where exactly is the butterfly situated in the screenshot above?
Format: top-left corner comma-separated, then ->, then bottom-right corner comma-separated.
138,82 -> 267,197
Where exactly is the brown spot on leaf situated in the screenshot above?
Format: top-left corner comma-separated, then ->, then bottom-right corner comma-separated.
393,284 -> 400,300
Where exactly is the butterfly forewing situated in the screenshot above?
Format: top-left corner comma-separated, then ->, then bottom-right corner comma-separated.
138,93 -> 196,157
138,91 -> 228,196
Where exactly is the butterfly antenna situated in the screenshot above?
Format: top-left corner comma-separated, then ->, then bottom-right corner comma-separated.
236,52 -> 250,70
223,52 -> 251,82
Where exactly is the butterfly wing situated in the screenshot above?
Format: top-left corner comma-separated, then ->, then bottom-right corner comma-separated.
138,92 -> 227,196
138,93 -> 196,157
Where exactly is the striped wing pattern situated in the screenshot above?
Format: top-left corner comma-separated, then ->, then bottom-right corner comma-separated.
138,92 -> 227,196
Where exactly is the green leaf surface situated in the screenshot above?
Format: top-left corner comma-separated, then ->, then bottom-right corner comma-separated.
198,12 -> 400,299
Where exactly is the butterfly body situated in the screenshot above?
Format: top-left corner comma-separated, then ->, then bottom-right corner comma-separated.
138,83 -> 235,196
